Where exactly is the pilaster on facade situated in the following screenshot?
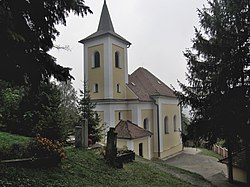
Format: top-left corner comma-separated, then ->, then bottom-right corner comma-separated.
157,100 -> 163,153
124,45 -> 128,84
148,136 -> 151,160
178,105 -> 182,144
103,104 -> 115,128
131,105 -> 141,125
153,103 -> 159,153
104,37 -> 113,99
127,140 -> 134,150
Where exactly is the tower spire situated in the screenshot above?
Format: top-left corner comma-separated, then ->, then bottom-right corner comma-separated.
79,0 -> 131,45
97,0 -> 114,32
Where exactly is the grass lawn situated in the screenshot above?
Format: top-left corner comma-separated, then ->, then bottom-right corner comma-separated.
0,147 -> 196,187
198,148 -> 223,160
0,132 -> 197,186
0,131 -> 30,148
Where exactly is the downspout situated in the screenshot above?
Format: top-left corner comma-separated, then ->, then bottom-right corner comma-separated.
151,96 -> 160,158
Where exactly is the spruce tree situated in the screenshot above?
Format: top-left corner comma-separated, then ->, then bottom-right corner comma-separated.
175,0 -> 250,183
0,0 -> 92,87
78,83 -> 104,145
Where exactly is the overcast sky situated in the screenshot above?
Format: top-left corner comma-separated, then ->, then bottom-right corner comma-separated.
50,0 -> 208,93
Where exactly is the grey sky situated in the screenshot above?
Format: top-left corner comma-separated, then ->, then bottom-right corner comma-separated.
50,0 -> 207,92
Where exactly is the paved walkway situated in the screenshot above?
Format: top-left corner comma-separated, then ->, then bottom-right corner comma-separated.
136,155 -> 214,187
165,147 -> 246,187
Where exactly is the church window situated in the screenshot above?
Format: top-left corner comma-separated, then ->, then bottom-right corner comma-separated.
116,84 -> 121,93
164,116 -> 169,134
118,112 -> 122,120
173,115 -> 177,131
94,113 -> 98,119
94,83 -> 99,93
139,143 -> 143,157
93,51 -> 100,68
115,51 -> 120,68
143,118 -> 149,130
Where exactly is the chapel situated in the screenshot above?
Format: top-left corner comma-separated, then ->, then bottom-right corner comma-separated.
79,1 -> 182,159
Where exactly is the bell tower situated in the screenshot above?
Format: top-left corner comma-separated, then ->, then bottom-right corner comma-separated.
79,1 -> 131,100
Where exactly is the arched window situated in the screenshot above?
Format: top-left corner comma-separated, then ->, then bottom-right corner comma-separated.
118,112 -> 121,120
173,115 -> 177,131
164,116 -> 169,134
94,113 -> 98,119
115,51 -> 120,68
94,83 -> 98,93
116,84 -> 121,93
94,51 -> 100,68
143,118 -> 149,130
139,143 -> 143,157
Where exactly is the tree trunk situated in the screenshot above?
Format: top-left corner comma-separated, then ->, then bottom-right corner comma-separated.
227,139 -> 234,183
246,142 -> 250,185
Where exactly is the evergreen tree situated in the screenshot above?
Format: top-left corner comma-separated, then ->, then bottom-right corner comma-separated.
18,82 -> 70,141
174,0 -> 250,183
78,83 -> 104,145
0,0 -> 92,87
0,81 -> 71,141
57,81 -> 79,132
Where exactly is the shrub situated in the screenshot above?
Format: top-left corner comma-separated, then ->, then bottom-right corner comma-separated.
4,144 -> 27,159
28,135 -> 65,165
0,144 -> 29,160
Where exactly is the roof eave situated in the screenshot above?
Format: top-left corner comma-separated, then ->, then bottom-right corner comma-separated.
117,134 -> 151,140
79,32 -> 131,46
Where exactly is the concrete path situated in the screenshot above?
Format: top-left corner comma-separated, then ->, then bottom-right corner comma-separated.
165,147 -> 245,187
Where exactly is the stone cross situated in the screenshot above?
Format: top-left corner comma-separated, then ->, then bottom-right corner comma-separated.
75,119 -> 88,148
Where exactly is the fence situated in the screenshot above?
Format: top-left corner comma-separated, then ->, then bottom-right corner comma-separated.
212,144 -> 228,158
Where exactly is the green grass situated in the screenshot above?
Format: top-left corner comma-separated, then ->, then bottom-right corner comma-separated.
199,148 -> 223,160
0,131 -> 30,148
0,132 -> 197,186
0,147 -> 195,187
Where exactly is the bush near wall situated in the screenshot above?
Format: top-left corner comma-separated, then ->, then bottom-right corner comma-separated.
0,133 -> 65,167
27,135 -> 65,166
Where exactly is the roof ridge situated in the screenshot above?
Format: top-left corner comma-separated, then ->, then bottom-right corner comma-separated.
124,120 -> 132,139
128,67 -> 176,101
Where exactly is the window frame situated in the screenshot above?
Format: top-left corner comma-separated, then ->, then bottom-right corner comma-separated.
173,115 -> 177,132
116,83 -> 121,93
143,118 -> 149,130
118,112 -> 122,120
115,51 -> 121,68
92,51 -> 100,68
164,116 -> 169,134
94,83 -> 99,93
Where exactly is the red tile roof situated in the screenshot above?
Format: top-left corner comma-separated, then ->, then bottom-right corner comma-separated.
115,120 -> 152,139
128,67 -> 176,101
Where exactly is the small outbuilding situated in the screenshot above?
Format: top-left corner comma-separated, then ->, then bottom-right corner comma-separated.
220,149 -> 247,184
115,120 -> 152,159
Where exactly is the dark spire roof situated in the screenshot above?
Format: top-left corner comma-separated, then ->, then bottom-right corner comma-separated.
79,1 -> 131,45
97,0 -> 114,32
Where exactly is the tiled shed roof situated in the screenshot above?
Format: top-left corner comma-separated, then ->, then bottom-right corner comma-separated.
220,149 -> 247,170
128,67 -> 176,101
115,120 -> 152,140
